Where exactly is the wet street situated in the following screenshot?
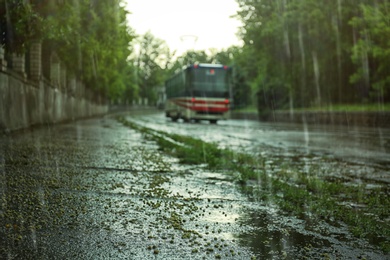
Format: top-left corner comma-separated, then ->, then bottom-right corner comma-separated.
134,112 -> 390,169
0,111 -> 389,259
131,112 -> 390,184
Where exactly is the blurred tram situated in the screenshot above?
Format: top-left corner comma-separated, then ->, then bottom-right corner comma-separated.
165,63 -> 232,124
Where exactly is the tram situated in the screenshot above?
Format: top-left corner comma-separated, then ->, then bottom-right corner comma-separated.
165,63 -> 232,123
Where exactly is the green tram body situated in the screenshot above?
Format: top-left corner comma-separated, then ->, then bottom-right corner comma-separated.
165,63 -> 232,124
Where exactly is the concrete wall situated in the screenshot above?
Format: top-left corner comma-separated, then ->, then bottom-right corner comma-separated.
0,42 -> 108,132
0,70 -> 108,132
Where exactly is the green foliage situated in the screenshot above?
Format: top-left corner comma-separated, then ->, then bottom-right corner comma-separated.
283,103 -> 390,112
234,0 -> 390,112
1,0 -> 136,99
168,50 -> 213,75
213,46 -> 252,108
350,3 -> 390,102
135,32 -> 172,103
70,0 -> 135,99
0,0 -> 45,53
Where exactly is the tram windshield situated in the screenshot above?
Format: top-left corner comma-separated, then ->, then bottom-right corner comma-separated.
191,68 -> 230,97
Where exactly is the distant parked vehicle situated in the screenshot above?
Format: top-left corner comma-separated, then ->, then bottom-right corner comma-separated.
165,63 -> 232,124
156,85 -> 166,110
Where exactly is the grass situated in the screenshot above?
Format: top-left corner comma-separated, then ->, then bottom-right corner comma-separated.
285,103 -> 390,112
118,116 -> 390,253
233,103 -> 390,114
232,106 -> 258,114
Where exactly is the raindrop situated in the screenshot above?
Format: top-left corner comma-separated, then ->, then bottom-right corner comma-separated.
283,30 -> 291,59
377,128 -> 386,152
332,13 -> 343,93
302,119 -> 310,155
360,43 -> 370,90
312,51 -> 321,106
0,152 -> 5,197
31,227 -> 38,252
38,186 -> 46,207
298,24 -> 306,73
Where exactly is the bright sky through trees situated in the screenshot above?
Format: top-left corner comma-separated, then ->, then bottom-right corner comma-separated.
124,0 -> 243,55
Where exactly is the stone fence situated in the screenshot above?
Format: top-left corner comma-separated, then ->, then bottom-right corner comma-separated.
0,42 -> 108,132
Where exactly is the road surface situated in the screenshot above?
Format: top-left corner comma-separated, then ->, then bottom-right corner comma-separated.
0,112 -> 388,259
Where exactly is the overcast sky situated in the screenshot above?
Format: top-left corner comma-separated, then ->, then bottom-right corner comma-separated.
124,0 -> 243,55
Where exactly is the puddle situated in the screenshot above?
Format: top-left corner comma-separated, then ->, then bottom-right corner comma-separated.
236,204 -> 387,259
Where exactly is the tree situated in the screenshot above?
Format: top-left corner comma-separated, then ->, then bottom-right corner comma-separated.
234,0 -> 388,113
1,0 -> 136,100
72,0 -> 135,99
135,31 -> 172,104
0,0 -> 44,53
212,46 -> 252,108
350,2 -> 390,103
235,0 -> 295,111
167,50 -> 212,77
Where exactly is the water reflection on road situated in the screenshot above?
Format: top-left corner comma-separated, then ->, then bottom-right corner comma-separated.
129,112 -> 389,179
127,112 -> 390,259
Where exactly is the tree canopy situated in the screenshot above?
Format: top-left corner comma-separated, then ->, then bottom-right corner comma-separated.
234,0 -> 390,111
2,0 -> 388,108
134,31 -> 172,104
1,0 -> 136,99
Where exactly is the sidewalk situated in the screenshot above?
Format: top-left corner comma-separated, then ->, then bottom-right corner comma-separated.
0,115 -> 253,259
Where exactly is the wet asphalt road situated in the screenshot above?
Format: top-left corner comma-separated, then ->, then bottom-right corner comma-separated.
132,112 -> 390,183
0,112 -> 389,259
